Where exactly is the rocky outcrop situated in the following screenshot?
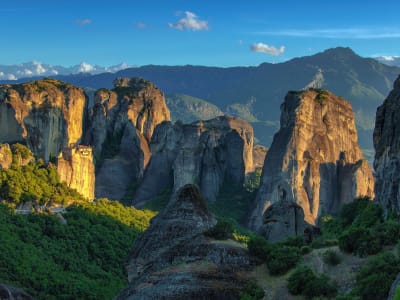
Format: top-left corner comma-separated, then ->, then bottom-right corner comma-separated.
0,144 -> 12,169
0,78 -> 87,160
85,78 -> 170,200
249,89 -> 374,239
133,116 -> 253,207
374,76 -> 400,214
0,283 -> 34,300
57,145 -> 95,200
252,145 -> 267,170
117,184 -> 253,300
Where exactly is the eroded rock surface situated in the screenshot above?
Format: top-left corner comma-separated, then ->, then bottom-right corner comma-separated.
0,78 -> 87,160
85,78 -> 170,200
133,116 -> 253,206
57,145 -> 95,200
374,76 -> 400,214
0,144 -> 12,169
117,184 -> 253,300
249,89 -> 374,239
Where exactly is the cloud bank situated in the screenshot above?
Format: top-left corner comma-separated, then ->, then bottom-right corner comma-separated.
168,11 -> 209,31
250,43 -> 285,55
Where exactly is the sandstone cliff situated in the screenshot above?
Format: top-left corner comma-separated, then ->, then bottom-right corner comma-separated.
374,75 -> 400,214
57,145 -> 95,200
0,144 -> 12,169
85,78 -> 170,200
133,116 -> 254,207
249,89 -> 374,239
117,184 -> 254,299
0,78 -> 87,160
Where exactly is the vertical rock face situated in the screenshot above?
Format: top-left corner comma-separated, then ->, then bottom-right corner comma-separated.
0,144 -> 12,169
117,184 -> 253,300
57,145 -> 95,200
0,79 -> 87,160
249,89 -> 374,238
373,75 -> 400,214
85,77 -> 170,200
133,116 -> 254,207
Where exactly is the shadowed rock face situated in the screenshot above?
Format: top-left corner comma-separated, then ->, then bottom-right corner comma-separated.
0,283 -> 34,300
0,78 -> 87,160
249,89 -> 374,239
374,76 -> 400,214
116,184 -> 254,300
85,78 -> 170,200
133,116 -> 254,207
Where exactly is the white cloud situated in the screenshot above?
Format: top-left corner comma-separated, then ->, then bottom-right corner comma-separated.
255,27 -> 400,39
250,43 -> 285,56
168,11 -> 209,31
75,19 -> 92,25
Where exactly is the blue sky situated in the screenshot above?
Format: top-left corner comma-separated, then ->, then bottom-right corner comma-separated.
1,0 -> 400,67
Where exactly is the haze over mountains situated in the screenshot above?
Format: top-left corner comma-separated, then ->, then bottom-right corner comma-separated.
1,47 -> 399,159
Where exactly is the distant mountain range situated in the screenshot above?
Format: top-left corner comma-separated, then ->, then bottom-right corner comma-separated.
1,47 -> 399,160
0,61 -> 131,80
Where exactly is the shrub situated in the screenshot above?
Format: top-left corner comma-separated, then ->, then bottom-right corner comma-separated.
267,246 -> 301,275
355,252 -> 400,300
288,265 -> 316,295
300,245 -> 312,255
303,274 -> 337,299
322,249 -> 341,266
205,220 -> 233,240
239,280 -> 264,300
338,227 -> 382,257
288,265 -> 337,299
247,236 -> 270,261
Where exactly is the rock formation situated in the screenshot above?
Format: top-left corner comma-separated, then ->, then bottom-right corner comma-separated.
252,144 -> 267,170
57,145 -> 95,200
374,75 -> 400,214
0,144 -> 12,169
133,116 -> 254,207
0,78 -> 87,160
85,77 -> 170,200
0,283 -> 34,300
249,89 -> 374,240
117,184 -> 254,300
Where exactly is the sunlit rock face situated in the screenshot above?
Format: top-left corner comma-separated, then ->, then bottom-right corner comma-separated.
249,89 -> 374,240
0,144 -> 12,169
85,77 -> 170,200
132,115 -> 254,207
57,145 -> 95,200
117,184 -> 254,300
374,75 -> 400,214
0,78 -> 87,160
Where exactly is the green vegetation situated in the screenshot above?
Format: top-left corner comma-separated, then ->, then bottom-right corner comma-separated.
0,145 -> 84,205
288,265 -> 337,299
0,201 -> 153,299
322,249 -> 341,266
205,220 -> 234,240
315,197 -> 400,299
98,130 -> 124,164
355,252 -> 400,300
247,235 -> 303,275
240,280 -> 265,300
315,89 -> 330,105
